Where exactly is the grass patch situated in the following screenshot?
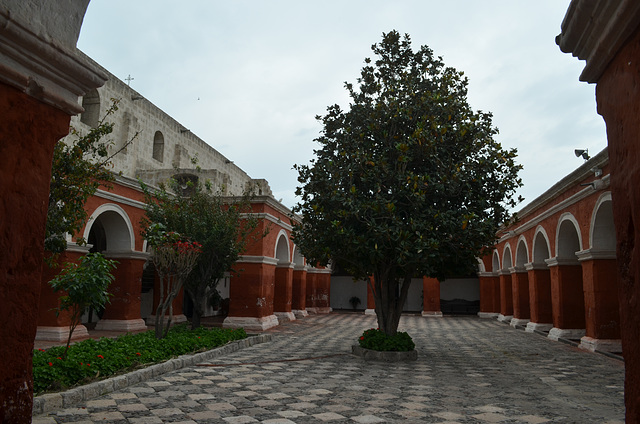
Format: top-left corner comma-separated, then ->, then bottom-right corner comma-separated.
32,324 -> 247,395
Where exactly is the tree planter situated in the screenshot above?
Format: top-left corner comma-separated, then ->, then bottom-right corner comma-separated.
351,345 -> 417,362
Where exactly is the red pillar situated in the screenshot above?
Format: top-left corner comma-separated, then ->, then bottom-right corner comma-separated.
478,272 -> 500,318
525,263 -> 553,332
547,258 -> 586,340
224,259 -> 278,330
365,278 -> 376,315
36,248 -> 90,341
305,270 -> 318,314
96,255 -> 148,332
510,267 -> 530,327
274,262 -> 295,322
578,251 -> 621,352
422,277 -> 442,317
315,269 -> 332,313
291,265 -> 308,318
498,271 -> 513,322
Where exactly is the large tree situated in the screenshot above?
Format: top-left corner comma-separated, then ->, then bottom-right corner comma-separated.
142,176 -> 264,329
293,31 -> 522,337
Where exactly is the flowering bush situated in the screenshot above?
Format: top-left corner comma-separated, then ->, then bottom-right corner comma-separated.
32,324 -> 247,395
358,328 -> 415,352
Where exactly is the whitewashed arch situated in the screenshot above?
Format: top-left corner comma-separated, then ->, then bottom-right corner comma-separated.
274,229 -> 290,263
292,245 -> 305,267
590,192 -> 616,251
515,235 -> 529,267
502,243 -> 513,270
492,250 -> 500,272
556,212 -> 583,260
532,225 -> 551,264
477,257 -> 486,273
83,203 -> 135,252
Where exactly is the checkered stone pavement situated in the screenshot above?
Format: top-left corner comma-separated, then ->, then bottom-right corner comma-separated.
32,313 -> 625,423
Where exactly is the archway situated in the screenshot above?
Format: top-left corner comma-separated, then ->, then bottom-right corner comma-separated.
274,230 -> 295,321
80,88 -> 100,128
526,227 -> 553,332
498,244 -> 514,321
511,237 -> 531,326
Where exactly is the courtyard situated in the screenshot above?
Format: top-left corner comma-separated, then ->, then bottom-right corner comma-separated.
32,313 -> 625,423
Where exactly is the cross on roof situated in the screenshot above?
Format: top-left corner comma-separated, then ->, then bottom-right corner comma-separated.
125,74 -> 134,86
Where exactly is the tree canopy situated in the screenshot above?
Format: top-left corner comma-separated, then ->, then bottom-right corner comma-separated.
292,31 -> 522,335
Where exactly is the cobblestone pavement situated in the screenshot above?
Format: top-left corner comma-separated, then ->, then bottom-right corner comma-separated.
32,314 -> 625,423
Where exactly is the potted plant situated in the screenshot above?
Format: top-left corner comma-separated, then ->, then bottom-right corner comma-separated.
349,296 -> 361,310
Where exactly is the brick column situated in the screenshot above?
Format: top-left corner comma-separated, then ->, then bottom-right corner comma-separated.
577,250 -> 621,353
291,264 -> 308,318
315,269 -> 332,314
525,263 -> 553,333
478,272 -> 500,318
223,256 -> 278,331
36,245 -> 90,341
546,257 -> 586,341
95,252 -> 148,332
274,262 -> 295,322
509,266 -> 530,327
498,270 -> 514,323
422,277 -> 442,317
365,277 -> 376,315
305,269 -> 318,314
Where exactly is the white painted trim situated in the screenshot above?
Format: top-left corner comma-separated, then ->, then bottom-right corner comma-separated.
545,257 -> 580,267
274,229 -> 291,262
525,322 -> 553,333
95,188 -> 146,209
508,266 -> 526,274
223,315 -> 279,331
492,249 -> 501,273
237,255 -> 279,266
83,203 -> 136,251
94,319 -> 147,332
501,243 -> 513,270
548,327 -> 585,341
589,192 -> 615,250
515,235 -> 529,267
532,225 -> 552,263
555,212 -> 584,258
524,262 -> 548,271
576,249 -> 617,261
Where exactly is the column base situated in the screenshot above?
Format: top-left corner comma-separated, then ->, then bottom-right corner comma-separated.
579,336 -> 623,353
35,325 -> 89,342
510,318 -> 530,328
477,312 -> 499,319
292,309 -> 309,318
223,315 -> 279,331
94,319 -> 147,332
421,311 -> 443,317
316,307 -> 332,314
548,327 -> 585,341
525,322 -> 553,333
306,307 -> 318,314
364,309 -> 376,316
497,314 -> 513,323
274,311 -> 296,323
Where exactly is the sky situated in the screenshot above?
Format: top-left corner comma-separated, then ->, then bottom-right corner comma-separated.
77,1 -> 606,211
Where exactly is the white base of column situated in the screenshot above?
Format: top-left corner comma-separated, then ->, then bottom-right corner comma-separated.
292,309 -> 309,318
316,307 -> 332,314
477,312 -> 499,319
274,311 -> 296,323
94,319 -> 147,332
364,309 -> 376,316
579,336 -> 623,353
525,322 -> 553,333
421,311 -> 443,317
223,314 -> 279,331
306,307 -> 318,314
510,318 -> 530,327
548,327 -> 585,341
497,314 -> 513,323
35,325 -> 89,342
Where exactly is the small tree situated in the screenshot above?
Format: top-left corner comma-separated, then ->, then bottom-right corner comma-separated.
142,174 -> 265,329
293,31 -> 522,337
49,253 -> 117,357
146,225 -> 202,339
46,99 -> 137,257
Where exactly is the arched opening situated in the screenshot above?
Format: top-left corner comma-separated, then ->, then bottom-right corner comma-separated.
275,232 -> 290,263
557,218 -> 582,260
532,229 -> 551,265
515,238 -> 529,268
153,131 -> 165,162
502,245 -> 513,271
492,250 -> 500,273
591,197 -> 616,251
293,246 -> 305,268
80,89 -> 100,128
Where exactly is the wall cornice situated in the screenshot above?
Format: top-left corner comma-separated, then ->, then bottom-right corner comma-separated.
556,0 -> 640,83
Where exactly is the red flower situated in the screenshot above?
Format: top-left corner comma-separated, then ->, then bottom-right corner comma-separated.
87,363 -> 91,367
360,336 -> 365,340
97,354 -> 104,359
57,357 -> 62,360
48,362 -> 53,366
135,352 -> 141,356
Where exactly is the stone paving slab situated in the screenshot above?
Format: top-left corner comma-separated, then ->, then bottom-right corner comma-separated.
33,314 -> 625,423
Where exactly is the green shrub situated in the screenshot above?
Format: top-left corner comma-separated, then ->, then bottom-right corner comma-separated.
357,328 -> 415,352
32,324 -> 247,395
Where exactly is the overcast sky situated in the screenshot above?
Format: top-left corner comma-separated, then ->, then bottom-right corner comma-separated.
78,1 -> 606,211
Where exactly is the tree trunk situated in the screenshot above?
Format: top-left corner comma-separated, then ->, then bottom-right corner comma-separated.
187,286 -> 206,330
371,270 -> 412,337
